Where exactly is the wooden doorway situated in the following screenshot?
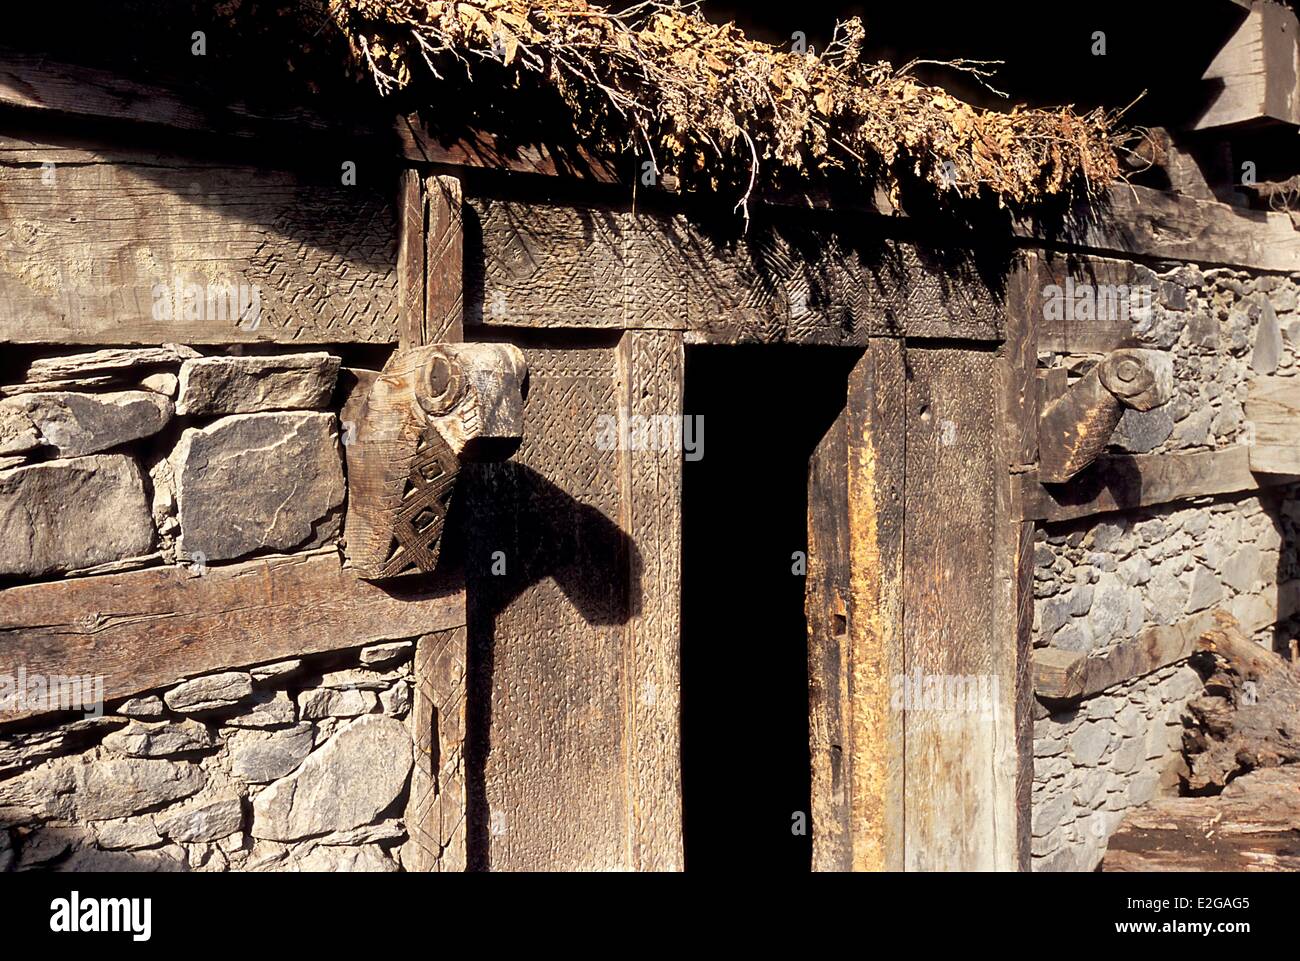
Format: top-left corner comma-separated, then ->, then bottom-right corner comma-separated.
680,345 -> 864,871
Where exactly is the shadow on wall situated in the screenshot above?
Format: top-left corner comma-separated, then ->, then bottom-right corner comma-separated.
453,462 -> 642,872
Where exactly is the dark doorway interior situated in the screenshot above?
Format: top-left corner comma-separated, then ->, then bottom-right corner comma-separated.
681,345 -> 864,871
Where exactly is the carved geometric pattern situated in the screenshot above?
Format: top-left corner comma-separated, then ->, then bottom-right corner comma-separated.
406,626 -> 467,872
375,423 -> 461,579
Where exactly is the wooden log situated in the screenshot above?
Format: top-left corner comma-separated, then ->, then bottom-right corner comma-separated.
1184,619 -> 1300,792
1015,447 -> 1282,523
1032,609 -> 1226,702
1037,349 -> 1173,483
1247,375 -> 1300,474
1102,766 -> 1300,872
425,175 -> 465,344
0,551 -> 465,724
0,135 -> 401,345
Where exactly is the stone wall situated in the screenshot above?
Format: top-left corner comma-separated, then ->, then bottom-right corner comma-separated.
1031,261 -> 1300,871
0,346 -> 345,579
0,641 -> 419,871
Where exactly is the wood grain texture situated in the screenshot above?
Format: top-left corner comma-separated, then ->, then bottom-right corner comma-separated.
1033,609 -> 1225,702
466,198 -> 1003,343
1247,375 -> 1300,474
806,389 -> 852,870
1195,1 -> 1300,129
0,551 -> 465,723
993,253 -> 1039,871
1018,184 -> 1300,273
1015,447 -> 1281,522
406,626 -> 468,871
0,135 -> 400,345
425,175 -> 465,344
1035,254 -> 1142,355
616,330 -> 684,871
396,169 -> 426,350
1102,766 -> 1300,872
847,340 -> 907,871
903,347 -> 999,871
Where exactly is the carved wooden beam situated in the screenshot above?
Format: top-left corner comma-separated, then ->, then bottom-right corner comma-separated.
1037,349 -> 1173,483
343,343 -> 527,580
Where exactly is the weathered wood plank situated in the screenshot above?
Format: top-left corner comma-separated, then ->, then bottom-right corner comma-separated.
1247,374 -> 1300,473
466,198 -> 1004,343
0,135 -> 401,345
1015,447 -> 1285,522
1017,184 -> 1300,274
425,175 -> 465,345
405,626 -> 468,872
903,346 -> 999,871
1102,766 -> 1300,872
0,551 -> 465,723
993,253 -> 1039,871
1035,254 -> 1144,354
396,169 -> 426,350
807,382 -> 852,871
1194,0 -> 1300,129
617,329 -> 685,871
848,340 -> 907,871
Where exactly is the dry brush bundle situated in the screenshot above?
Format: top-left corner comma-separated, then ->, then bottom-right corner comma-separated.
320,0 -> 1123,212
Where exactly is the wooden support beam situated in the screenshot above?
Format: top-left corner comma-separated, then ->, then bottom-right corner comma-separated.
1247,374 -> 1300,474
1194,0 -> 1300,130
1035,254 -> 1145,354
1033,609 -> 1226,702
1037,349 -> 1173,483
405,626 -> 468,872
0,551 -> 465,724
1015,446 -> 1290,523
467,197 -> 1005,344
0,135 -> 401,345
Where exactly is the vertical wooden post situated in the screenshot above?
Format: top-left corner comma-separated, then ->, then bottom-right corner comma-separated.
993,253 -> 1042,871
616,329 -> 685,871
399,169 -> 469,871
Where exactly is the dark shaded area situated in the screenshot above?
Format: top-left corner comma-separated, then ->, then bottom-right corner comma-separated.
680,345 -> 861,872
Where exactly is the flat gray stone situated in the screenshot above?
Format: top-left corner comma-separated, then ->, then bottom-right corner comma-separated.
0,454 -> 153,577
1251,299 -> 1283,373
222,691 -> 296,729
101,720 -> 215,758
176,353 -> 341,416
164,672 -> 253,713
155,794 -> 243,843
74,758 -> 206,821
250,659 -> 303,682
26,345 -> 199,381
92,816 -> 165,851
1222,544 -> 1265,594
171,412 -> 344,562
1070,725 -> 1111,766
359,641 -> 414,669
251,715 -> 412,841
115,696 -> 166,719
1113,406 -> 1174,454
1185,567 -> 1225,613
230,724 -> 314,783
7,390 -> 172,457
298,687 -> 378,720
288,845 -> 398,872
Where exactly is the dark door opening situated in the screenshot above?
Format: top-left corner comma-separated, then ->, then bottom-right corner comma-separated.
680,345 -> 864,872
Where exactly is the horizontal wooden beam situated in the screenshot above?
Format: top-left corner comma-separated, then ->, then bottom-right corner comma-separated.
1194,0 -> 1300,130
1015,446 -> 1295,523
468,197 -> 1004,343
1016,184 -> 1300,274
1035,254 -> 1144,354
0,551 -> 464,723
0,135 -> 402,345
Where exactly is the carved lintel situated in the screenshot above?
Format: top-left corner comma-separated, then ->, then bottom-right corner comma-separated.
1037,348 -> 1173,483
344,343 -> 527,580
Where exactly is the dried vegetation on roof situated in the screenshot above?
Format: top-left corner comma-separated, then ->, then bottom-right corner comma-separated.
320,0 -> 1122,211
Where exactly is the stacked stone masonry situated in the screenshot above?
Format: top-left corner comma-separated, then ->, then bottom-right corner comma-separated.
1032,262 -> 1300,871
0,642 -> 420,871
